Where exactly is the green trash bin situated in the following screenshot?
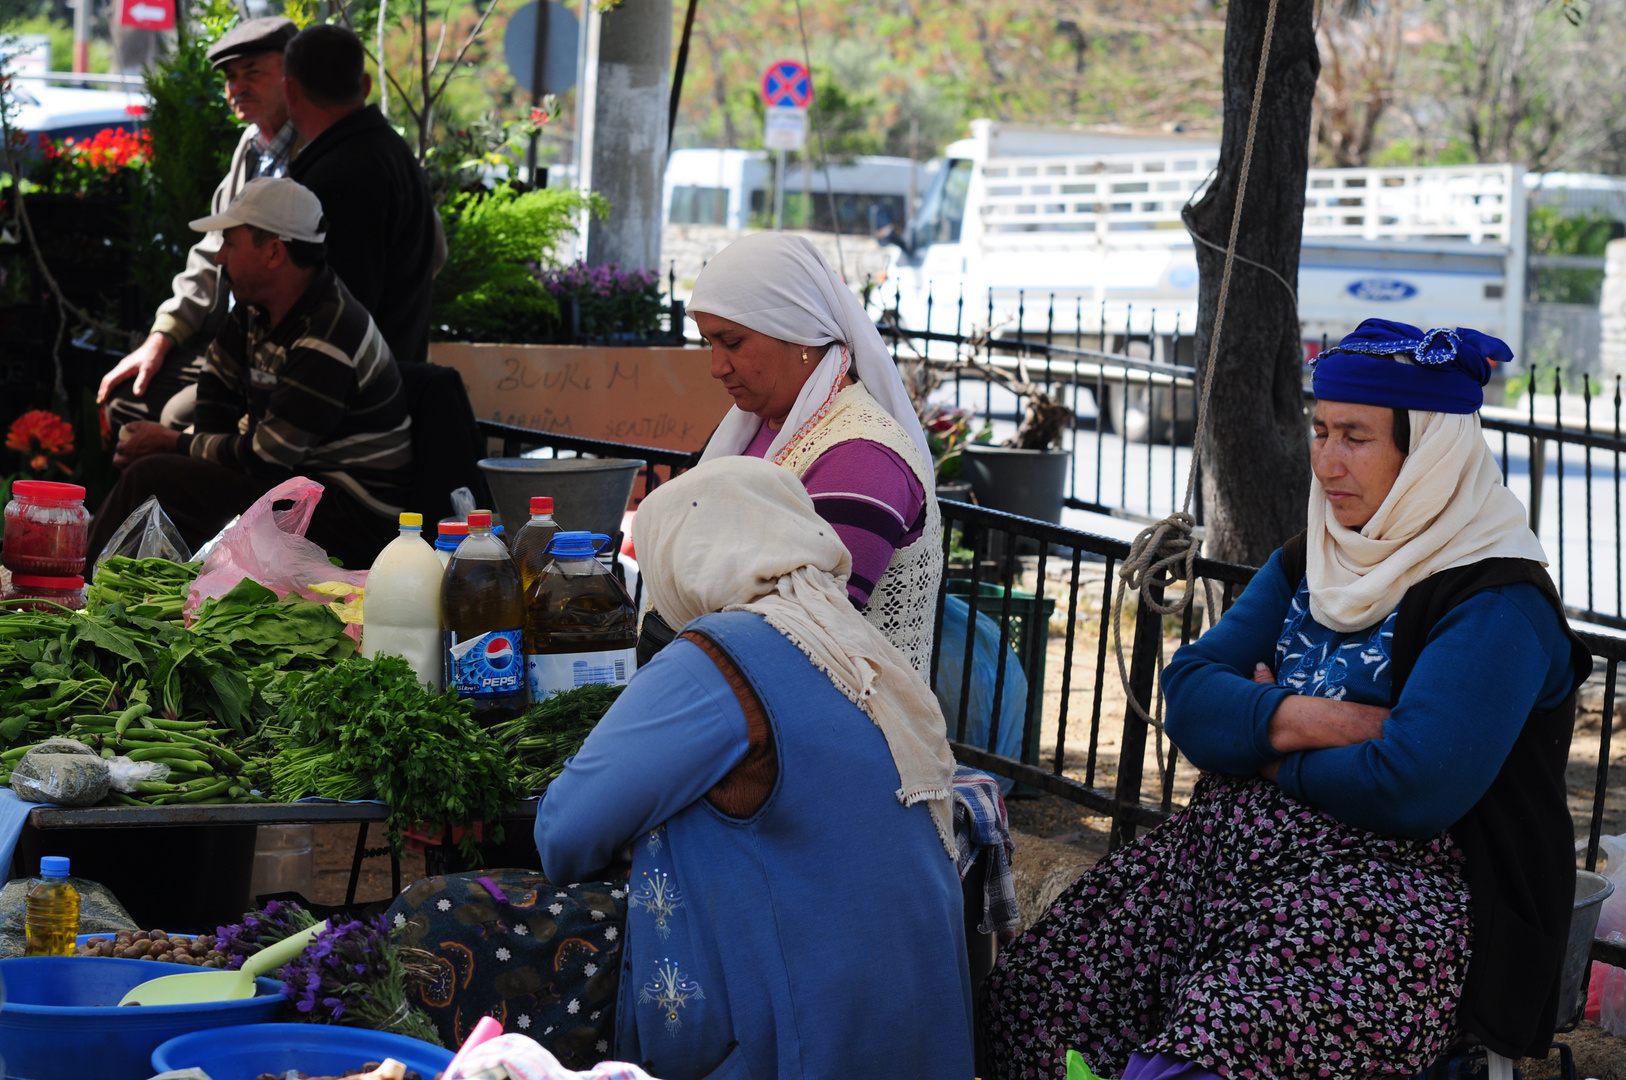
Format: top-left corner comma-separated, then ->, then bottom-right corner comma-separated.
943,578 -> 1056,786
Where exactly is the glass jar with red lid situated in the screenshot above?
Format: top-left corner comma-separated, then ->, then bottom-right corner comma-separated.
3,481 -> 90,577
2,574 -> 87,612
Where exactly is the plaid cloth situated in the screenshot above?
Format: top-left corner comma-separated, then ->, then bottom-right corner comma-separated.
452,1033 -> 664,1080
251,120 -> 298,180
953,765 -> 1020,943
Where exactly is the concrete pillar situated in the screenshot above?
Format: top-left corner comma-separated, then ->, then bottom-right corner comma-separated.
1602,238 -> 1626,379
584,0 -> 671,271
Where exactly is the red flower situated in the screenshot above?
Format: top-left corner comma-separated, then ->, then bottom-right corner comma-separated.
7,410 -> 76,458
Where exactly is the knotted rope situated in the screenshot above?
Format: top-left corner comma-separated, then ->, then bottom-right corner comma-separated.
1109,0 -> 1283,747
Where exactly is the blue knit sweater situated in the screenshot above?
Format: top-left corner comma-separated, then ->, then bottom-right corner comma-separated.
1162,550 -> 1576,838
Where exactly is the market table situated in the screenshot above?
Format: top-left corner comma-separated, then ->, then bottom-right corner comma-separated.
16,800 -> 543,929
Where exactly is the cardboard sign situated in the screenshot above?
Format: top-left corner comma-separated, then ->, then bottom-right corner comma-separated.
121,0 -> 175,31
430,343 -> 733,453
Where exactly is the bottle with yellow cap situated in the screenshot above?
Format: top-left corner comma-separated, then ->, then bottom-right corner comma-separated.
362,512 -> 445,688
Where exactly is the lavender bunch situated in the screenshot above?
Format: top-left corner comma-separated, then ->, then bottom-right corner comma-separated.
214,899 -> 318,971
276,916 -> 444,1047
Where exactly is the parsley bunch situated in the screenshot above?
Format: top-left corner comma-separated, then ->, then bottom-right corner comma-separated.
270,655 -> 517,861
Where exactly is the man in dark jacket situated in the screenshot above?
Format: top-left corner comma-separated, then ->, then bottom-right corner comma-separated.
283,24 -> 439,365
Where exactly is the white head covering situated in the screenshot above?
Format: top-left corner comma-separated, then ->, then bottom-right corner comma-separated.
1307,408 -> 1548,632
689,233 -> 932,467
634,456 -> 956,859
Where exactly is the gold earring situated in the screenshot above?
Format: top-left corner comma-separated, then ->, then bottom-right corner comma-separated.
802,349 -> 810,364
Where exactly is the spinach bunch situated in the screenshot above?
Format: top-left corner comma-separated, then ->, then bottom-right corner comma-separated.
188,579 -> 356,668
271,655 -> 518,861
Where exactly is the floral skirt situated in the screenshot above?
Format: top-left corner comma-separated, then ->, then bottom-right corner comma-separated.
981,773 -> 1472,1080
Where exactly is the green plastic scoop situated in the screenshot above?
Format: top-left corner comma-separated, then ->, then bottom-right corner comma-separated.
118,920 -> 327,1006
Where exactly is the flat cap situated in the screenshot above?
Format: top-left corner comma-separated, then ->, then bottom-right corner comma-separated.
207,16 -> 297,69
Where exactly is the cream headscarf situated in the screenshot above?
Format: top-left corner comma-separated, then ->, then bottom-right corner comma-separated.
1307,408 -> 1548,632
688,232 -> 933,467
634,456 -> 956,859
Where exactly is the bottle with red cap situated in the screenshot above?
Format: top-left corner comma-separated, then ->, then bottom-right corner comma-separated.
510,496 -> 560,597
441,510 -> 526,723
434,520 -> 469,568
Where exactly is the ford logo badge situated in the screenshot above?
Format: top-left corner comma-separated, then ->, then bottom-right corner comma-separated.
1346,278 -> 1418,302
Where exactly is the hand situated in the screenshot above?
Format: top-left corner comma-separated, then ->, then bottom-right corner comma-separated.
112,420 -> 182,468
98,333 -> 173,405
1267,693 -> 1388,755
1252,662 -> 1275,685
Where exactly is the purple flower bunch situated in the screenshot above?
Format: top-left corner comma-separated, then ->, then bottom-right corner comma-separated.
275,916 -> 444,1047
535,260 -> 664,338
214,899 -> 318,971
537,261 -> 659,300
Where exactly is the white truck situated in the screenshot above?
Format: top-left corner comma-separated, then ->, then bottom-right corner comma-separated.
885,119 -> 1525,362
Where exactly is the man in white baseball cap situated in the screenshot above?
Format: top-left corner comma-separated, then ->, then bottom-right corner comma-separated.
87,177 -> 414,573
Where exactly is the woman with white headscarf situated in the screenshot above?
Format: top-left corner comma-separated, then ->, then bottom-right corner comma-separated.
536,456 -> 972,1080
981,320 -> 1591,1080
662,232 -> 942,675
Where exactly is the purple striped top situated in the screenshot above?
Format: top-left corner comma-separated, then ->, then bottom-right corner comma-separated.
745,423 -> 926,607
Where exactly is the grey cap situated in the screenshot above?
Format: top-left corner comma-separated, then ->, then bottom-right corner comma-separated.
206,17 -> 298,69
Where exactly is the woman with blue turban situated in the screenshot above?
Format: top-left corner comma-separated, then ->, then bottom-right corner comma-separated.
981,320 -> 1591,1080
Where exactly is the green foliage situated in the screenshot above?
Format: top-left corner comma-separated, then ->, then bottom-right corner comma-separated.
269,654 -> 519,861
139,0 -> 241,313
1528,206 -> 1616,305
430,183 -> 604,343
3,12 -> 112,72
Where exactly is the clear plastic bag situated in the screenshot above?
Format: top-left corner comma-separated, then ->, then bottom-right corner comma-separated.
1585,834 -> 1626,1031
93,495 -> 191,566
183,476 -> 368,619
8,739 -> 170,805
10,739 -> 111,805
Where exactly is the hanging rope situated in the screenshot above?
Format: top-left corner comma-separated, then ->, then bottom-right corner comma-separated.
1109,0 -> 1284,744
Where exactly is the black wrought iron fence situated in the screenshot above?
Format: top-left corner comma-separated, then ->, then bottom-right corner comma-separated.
469,417 -> 1623,968
872,282 -> 1626,630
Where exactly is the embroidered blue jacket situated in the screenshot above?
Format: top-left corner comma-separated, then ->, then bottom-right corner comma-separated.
536,611 -> 974,1080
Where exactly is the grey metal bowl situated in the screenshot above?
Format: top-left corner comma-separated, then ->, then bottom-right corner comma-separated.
478,456 -> 647,541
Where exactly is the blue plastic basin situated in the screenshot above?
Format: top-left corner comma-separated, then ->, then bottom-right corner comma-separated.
152,1022 -> 454,1080
0,956 -> 284,1080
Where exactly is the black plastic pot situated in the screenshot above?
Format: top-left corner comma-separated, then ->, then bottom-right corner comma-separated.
959,443 -> 1072,524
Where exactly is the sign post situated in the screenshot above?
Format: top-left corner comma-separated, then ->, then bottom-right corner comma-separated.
760,59 -> 812,232
119,0 -> 175,33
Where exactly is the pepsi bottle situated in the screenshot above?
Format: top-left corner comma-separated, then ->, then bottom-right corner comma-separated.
441,510 -> 525,723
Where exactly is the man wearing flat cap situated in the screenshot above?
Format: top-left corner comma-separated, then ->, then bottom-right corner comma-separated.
87,178 -> 413,573
99,16 -> 302,434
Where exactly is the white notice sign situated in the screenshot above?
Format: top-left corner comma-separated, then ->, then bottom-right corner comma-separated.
764,106 -> 808,151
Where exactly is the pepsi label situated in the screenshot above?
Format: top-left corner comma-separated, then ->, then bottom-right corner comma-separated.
445,629 -> 524,698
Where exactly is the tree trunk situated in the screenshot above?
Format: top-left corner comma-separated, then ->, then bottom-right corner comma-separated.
1188,0 -> 1319,567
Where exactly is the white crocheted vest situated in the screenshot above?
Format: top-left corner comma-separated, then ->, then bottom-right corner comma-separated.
778,383 -> 944,678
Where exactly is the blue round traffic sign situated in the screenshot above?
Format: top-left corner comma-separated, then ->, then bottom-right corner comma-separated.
760,59 -> 813,109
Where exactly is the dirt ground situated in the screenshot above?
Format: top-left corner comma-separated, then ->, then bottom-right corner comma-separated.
306,823 -> 427,908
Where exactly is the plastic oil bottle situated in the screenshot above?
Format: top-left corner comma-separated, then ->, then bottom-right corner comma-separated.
362,513 -> 445,689
442,511 -> 526,723
25,856 -> 78,956
511,497 -> 561,596
434,521 -> 467,568
525,531 -> 638,701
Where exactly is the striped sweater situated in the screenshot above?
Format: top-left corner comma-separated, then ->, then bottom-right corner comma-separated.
181,267 -> 413,516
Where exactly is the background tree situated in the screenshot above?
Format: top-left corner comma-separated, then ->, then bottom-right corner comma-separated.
1312,0 -> 1403,166
1187,0 -> 1319,566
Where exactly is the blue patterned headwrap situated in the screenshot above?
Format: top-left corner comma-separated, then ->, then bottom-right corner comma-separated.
1311,318 -> 1512,414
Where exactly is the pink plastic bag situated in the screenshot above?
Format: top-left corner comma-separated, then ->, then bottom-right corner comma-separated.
184,476 -> 367,619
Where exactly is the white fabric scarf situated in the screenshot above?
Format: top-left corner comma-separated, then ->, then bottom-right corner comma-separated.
634,456 -> 957,859
1307,408 -> 1548,632
688,232 -> 933,467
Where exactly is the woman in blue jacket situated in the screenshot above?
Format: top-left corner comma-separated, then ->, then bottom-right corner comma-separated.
535,456 -> 974,1080
981,320 -> 1591,1080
